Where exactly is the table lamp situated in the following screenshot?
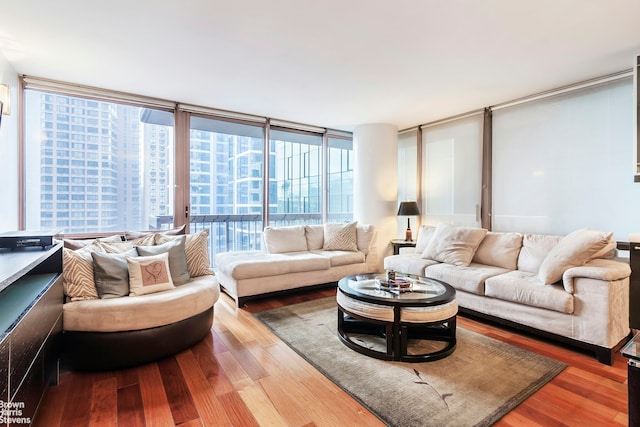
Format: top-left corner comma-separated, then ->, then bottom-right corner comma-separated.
397,201 -> 421,241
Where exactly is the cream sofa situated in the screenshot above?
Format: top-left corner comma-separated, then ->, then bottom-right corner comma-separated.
215,222 -> 378,307
384,223 -> 631,365
60,230 -> 220,370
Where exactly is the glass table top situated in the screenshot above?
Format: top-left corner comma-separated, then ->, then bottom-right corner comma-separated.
621,332 -> 640,361
344,274 -> 448,301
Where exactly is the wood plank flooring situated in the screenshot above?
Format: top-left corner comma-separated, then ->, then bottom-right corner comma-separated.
34,288 -> 631,426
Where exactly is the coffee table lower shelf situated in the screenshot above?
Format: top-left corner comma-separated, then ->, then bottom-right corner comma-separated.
337,304 -> 457,363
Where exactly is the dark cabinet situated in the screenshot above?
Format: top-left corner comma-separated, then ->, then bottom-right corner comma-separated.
0,243 -> 63,425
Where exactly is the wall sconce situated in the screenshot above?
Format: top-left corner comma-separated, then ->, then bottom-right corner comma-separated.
0,84 -> 11,115
397,201 -> 421,241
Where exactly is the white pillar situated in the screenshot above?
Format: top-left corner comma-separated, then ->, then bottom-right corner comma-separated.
353,123 -> 398,271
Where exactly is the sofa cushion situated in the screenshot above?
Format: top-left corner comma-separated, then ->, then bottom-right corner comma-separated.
472,232 -> 523,270
425,262 -> 509,295
264,225 -> 308,253
312,250 -> 365,267
92,248 -> 138,299
384,253 -> 440,276
485,271 -> 574,314
305,225 -> 325,250
63,275 -> 219,332
127,252 -> 175,296
415,225 -> 436,254
323,221 -> 358,251
156,229 -> 212,277
137,236 -> 191,285
63,246 -> 100,301
517,233 -> 562,273
215,251 -> 330,280
422,224 -> 487,266
538,228 -> 613,285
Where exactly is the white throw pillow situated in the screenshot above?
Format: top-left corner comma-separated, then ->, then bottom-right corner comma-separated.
305,225 -> 325,250
517,233 -> 562,273
263,225 -> 308,253
127,252 -> 175,296
416,225 -> 436,255
472,232 -> 523,270
538,228 -> 613,285
356,224 -> 375,255
323,221 -> 358,251
421,224 -> 488,266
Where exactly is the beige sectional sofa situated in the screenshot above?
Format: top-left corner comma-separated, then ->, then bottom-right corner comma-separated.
384,223 -> 631,364
215,222 -> 378,306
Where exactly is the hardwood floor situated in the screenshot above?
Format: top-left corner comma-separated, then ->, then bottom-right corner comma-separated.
34,288 -> 630,426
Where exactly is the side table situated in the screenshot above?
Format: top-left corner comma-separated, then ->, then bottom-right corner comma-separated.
621,333 -> 640,427
390,239 -> 416,255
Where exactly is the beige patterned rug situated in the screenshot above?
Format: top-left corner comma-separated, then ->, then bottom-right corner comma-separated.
254,296 -> 566,427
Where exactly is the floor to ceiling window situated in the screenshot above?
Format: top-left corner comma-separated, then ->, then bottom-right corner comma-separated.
23,88 -> 175,234
188,115 -> 265,255
327,135 -> 353,222
421,114 -> 483,227
20,78 -> 354,265
268,128 -> 323,225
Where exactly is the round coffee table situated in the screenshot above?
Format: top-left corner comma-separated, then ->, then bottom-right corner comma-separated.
337,273 -> 457,362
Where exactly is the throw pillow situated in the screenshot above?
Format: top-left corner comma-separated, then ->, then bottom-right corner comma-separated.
472,232 -> 523,270
127,252 -> 175,296
589,235 -> 617,260
304,225 -> 325,251
155,229 -> 212,277
421,224 -> 488,266
263,225 -> 308,253
92,248 -> 138,299
516,233 -> 563,273
124,224 -> 186,241
137,235 -> 191,285
538,228 -> 613,285
62,245 -> 100,301
416,225 -> 436,255
64,234 -> 123,250
96,234 -> 156,253
356,224 -> 375,255
323,221 -> 358,251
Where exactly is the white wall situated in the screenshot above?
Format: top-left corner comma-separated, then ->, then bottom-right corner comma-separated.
0,52 -> 19,231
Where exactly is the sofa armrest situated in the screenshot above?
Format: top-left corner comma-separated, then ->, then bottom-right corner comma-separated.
569,269 -> 630,348
562,258 -> 631,293
364,230 -> 379,272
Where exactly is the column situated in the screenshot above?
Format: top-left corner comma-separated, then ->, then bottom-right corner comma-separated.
353,123 -> 398,270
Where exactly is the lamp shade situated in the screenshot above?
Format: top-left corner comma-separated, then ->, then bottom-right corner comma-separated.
397,201 -> 420,216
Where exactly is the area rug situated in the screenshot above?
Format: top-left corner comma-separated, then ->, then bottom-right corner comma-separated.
254,296 -> 566,427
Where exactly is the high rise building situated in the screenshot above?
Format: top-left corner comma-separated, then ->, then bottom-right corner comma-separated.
26,90 -> 173,233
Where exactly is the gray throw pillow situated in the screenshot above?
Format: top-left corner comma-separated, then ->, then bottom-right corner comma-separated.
92,248 -> 138,299
136,235 -> 191,285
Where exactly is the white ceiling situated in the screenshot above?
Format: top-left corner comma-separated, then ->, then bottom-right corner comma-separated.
1,0 -> 639,131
